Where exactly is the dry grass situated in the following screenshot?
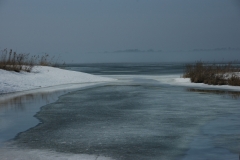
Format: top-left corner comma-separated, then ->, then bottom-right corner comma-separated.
183,61 -> 240,86
0,49 -> 54,72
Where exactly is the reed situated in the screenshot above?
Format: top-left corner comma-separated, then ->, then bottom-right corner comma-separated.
183,61 -> 240,86
0,49 -> 53,72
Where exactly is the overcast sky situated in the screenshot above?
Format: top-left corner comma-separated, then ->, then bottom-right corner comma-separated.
0,0 -> 239,63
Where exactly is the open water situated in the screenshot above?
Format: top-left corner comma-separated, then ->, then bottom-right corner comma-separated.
1,63 -> 240,160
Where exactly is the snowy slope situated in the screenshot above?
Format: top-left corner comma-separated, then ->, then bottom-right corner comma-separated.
0,66 -> 114,94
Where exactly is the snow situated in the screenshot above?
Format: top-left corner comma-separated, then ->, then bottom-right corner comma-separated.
107,74 -> 240,91
0,66 -> 114,94
223,72 -> 240,79
172,77 -> 240,91
146,73 -> 240,91
120,73 -> 240,91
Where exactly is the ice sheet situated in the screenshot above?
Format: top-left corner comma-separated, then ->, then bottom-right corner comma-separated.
0,147 -> 113,160
107,74 -> 240,91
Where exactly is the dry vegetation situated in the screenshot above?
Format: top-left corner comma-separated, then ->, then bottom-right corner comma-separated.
183,62 -> 240,86
0,49 -> 55,72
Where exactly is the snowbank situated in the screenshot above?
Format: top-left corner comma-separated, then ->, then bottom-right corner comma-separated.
110,74 -> 240,91
173,77 -> 240,91
0,66 -> 114,94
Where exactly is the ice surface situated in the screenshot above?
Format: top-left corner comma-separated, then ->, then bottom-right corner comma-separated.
183,114 -> 240,160
107,74 -> 240,91
0,147 -> 113,160
0,82 -> 112,147
11,84 -> 240,159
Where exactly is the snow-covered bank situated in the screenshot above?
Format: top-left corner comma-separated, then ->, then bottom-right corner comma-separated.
154,74 -> 240,91
173,77 -> 240,91
0,66 -> 115,94
107,74 -> 240,91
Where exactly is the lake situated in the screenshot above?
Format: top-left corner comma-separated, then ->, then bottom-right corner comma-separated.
1,63 -> 240,160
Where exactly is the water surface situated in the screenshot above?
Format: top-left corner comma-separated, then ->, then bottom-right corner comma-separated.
1,63 -> 240,160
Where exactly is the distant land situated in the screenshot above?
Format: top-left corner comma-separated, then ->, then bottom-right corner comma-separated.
190,47 -> 240,52
89,47 -> 240,54
103,49 -> 162,53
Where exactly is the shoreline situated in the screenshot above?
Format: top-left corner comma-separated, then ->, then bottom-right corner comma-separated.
0,81 -> 114,160
0,81 -> 111,102
107,74 -> 240,92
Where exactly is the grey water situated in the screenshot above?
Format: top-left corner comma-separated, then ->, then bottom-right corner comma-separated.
1,63 -> 240,160
0,88 -> 77,146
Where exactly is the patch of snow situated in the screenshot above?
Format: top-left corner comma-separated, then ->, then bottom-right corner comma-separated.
0,66 -> 115,94
172,77 -> 240,91
217,72 -> 240,79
